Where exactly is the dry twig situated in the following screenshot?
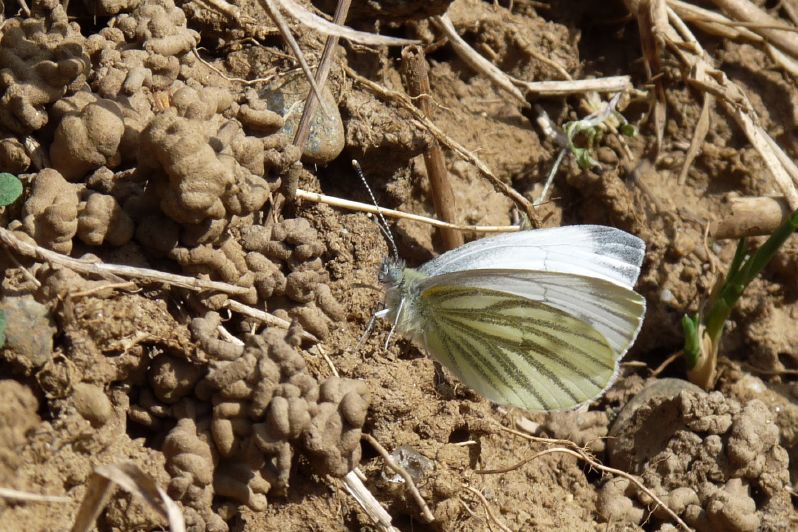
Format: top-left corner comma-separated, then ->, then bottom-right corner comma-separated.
463,486 -> 512,532
362,433 -> 435,523
709,195 -> 791,239
0,227 -> 251,296
295,188 -> 520,233
0,487 -> 70,503
224,299 -> 319,343
292,0 -> 351,151
70,463 -> 184,532
401,45 -> 464,250
343,471 -> 399,532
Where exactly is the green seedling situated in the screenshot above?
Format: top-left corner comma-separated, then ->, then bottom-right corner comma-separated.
562,94 -> 637,170
536,94 -> 637,206
0,172 -> 23,207
683,208 -> 798,388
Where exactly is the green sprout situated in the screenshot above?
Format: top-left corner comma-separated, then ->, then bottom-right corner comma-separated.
0,172 -> 23,207
683,208 -> 798,388
562,94 -> 637,171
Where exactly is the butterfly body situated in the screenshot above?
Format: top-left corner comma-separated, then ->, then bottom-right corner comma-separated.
378,225 -> 647,412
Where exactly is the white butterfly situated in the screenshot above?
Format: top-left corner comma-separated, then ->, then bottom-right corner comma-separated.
376,225 -> 646,411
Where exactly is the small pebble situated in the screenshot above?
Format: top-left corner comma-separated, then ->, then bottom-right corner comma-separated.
260,73 -> 344,165
72,382 -> 114,427
0,296 -> 55,370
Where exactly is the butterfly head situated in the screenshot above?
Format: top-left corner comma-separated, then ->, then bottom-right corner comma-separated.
378,257 -> 405,287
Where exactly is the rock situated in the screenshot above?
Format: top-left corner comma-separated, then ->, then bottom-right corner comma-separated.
608,378 -> 704,471
72,382 -> 114,427
0,296 -> 56,372
261,73 -> 344,165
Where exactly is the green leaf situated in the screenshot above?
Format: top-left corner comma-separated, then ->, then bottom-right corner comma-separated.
0,173 -> 23,206
619,123 -> 637,137
681,313 -> 700,369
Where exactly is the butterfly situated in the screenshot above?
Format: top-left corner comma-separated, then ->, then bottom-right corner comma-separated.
376,225 -> 646,411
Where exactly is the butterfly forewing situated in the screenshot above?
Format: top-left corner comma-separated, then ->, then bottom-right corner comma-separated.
419,284 -> 618,411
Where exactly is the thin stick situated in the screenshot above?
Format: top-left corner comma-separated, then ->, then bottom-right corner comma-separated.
432,14 -> 528,106
361,433 -> 435,523
0,487 -> 70,503
710,195 -> 791,239
650,350 -> 683,377
257,0 -> 327,105
192,48 -> 280,85
463,486 -> 512,532
295,188 -> 520,233
401,45 -> 464,250
223,299 -> 318,343
293,0 -> 351,151
343,470 -> 398,531
509,75 -> 633,96
343,66 -> 539,225
69,282 -> 138,299
707,0 -> 798,58
0,227 -> 251,296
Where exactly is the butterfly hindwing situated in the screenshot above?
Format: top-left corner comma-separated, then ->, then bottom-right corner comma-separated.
418,283 -> 620,411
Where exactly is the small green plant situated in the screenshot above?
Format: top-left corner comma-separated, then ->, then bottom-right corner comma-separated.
0,172 -> 23,206
562,94 -> 637,170
683,208 -> 798,388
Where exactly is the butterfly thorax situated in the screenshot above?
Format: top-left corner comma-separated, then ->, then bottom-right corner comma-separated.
379,257 -> 429,340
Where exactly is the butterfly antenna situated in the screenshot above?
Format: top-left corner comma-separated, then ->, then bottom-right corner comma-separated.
352,160 -> 400,261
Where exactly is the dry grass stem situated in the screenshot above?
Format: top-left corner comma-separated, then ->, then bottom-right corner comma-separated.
293,0 -> 350,151
463,486 -> 512,532
630,2 -> 798,209
192,48 -> 280,85
223,299 -> 319,343
710,195 -> 791,239
401,45 -> 464,250
650,350 -> 684,377
707,0 -> 798,58
69,281 -> 138,299
295,188 -> 520,233
669,0 -> 764,42
0,487 -> 70,503
257,0 -> 327,105
343,470 -> 399,532
0,227 -> 252,296
636,0 -> 668,152
489,424 -> 691,531
362,433 -> 435,523
509,75 -> 633,96
677,62 -> 714,185
70,463 -> 184,532
272,0 -> 417,46
432,14 -> 528,105
344,66 -> 539,224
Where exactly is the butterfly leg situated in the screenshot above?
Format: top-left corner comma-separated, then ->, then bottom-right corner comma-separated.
384,298 -> 406,350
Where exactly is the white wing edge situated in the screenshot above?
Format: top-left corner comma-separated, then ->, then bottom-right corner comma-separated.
418,225 -> 645,289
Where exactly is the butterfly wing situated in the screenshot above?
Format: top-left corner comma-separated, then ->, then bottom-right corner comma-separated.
416,269 -> 645,411
418,225 -> 645,289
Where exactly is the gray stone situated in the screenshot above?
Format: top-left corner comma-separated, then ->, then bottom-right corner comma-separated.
260,73 -> 344,165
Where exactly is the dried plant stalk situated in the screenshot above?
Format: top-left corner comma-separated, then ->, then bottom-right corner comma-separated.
401,45 -> 464,250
